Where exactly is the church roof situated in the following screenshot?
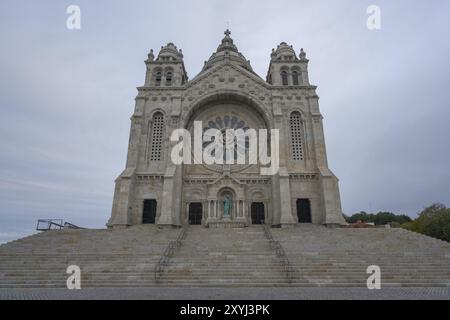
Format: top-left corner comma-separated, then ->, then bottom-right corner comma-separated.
270,42 -> 298,61
157,42 -> 184,61
200,30 -> 255,75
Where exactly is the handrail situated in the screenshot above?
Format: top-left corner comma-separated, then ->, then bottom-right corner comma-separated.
263,226 -> 293,283
64,222 -> 83,229
36,219 -> 83,231
154,227 -> 186,283
36,219 -> 64,231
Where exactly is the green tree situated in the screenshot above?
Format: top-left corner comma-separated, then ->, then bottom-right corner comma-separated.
347,212 -> 374,224
346,211 -> 411,226
405,203 -> 450,242
373,212 -> 411,225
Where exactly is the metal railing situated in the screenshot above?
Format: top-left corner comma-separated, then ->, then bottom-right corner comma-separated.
36,219 -> 64,231
64,222 -> 83,229
36,219 -> 83,231
154,227 -> 186,283
263,226 -> 293,283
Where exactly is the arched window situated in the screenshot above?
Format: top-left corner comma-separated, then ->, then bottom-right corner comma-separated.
292,71 -> 299,86
155,71 -> 162,86
290,112 -> 304,161
149,112 -> 164,161
281,71 -> 288,86
165,71 -> 173,86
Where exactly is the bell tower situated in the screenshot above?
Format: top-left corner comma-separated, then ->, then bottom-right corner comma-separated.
144,43 -> 188,87
266,42 -> 310,86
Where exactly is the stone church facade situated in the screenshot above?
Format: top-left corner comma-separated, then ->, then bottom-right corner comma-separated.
107,30 -> 345,229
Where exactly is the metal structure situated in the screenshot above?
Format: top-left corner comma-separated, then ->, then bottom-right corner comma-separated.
263,226 -> 293,283
36,219 -> 82,231
154,228 -> 186,283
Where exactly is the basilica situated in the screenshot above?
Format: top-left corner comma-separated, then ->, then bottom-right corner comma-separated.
107,30 -> 345,228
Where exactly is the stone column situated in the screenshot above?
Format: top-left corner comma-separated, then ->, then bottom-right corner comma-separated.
108,98 -> 147,229
125,98 -> 145,168
308,96 -> 344,226
239,200 -> 241,218
157,166 -> 178,226
185,202 -> 190,225
238,200 -> 242,219
264,202 -> 267,225
241,200 -> 244,218
246,201 -> 250,224
215,200 -> 219,219
108,168 -> 136,228
208,200 -> 211,218
244,200 -> 248,220
202,200 -> 207,226
157,104 -> 184,227
278,168 -> 296,226
309,98 -> 328,168
272,97 -> 288,168
318,168 -> 345,226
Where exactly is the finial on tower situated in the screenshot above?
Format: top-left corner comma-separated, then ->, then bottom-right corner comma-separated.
147,49 -> 154,61
299,48 -> 307,60
224,29 -> 231,37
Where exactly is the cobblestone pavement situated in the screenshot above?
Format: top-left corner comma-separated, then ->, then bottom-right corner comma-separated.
0,287 -> 449,300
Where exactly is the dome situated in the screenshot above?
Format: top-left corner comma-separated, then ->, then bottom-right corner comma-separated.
201,30 -> 254,73
157,43 -> 184,61
216,29 -> 239,53
271,42 -> 298,61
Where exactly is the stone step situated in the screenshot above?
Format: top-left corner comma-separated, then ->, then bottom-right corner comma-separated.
2,271 -> 448,278
1,225 -> 448,288
6,282 -> 445,288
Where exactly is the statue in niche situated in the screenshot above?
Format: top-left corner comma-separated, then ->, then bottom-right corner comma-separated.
223,195 -> 232,219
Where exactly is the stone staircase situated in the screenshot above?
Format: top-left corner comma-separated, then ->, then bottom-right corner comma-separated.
0,225 -> 179,288
0,224 -> 449,288
159,226 -> 290,287
272,225 -> 450,287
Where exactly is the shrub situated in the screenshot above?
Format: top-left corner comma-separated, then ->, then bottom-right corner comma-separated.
402,203 -> 450,242
347,211 -> 412,226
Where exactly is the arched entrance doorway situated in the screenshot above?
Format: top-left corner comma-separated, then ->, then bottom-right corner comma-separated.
251,202 -> 265,225
188,202 -> 203,225
296,199 -> 312,223
142,199 -> 157,224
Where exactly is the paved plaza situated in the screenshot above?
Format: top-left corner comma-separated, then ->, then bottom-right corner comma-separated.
1,287 -> 449,300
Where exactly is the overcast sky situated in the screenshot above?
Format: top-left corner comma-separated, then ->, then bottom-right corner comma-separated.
1,0 -> 449,243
